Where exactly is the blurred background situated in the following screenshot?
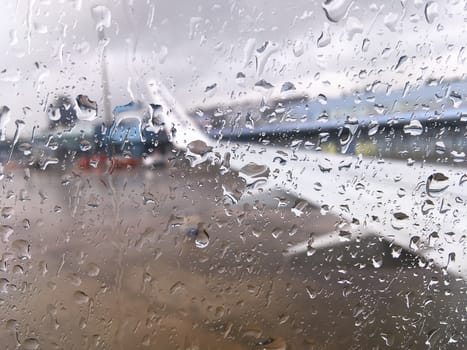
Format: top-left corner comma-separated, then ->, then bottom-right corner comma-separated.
0,0 -> 465,349
0,0 -> 466,165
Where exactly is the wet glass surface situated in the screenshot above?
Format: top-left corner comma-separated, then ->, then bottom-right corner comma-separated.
0,163 -> 464,349
0,0 -> 466,349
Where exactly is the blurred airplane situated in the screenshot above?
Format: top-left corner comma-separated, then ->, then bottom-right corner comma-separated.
146,80 -> 467,279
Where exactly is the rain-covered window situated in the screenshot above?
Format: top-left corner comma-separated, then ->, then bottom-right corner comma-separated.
0,0 -> 465,349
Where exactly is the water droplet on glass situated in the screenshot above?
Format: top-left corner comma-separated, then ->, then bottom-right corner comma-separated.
9,29 -> 18,46
403,120 -> 423,136
19,142 -> 32,155
368,120 -> 379,136
79,317 -> 87,329
409,236 -> 421,251
318,158 -> 333,172
421,199 -> 435,214
22,338 -> 40,350
245,112 -> 255,130
75,95 -> 98,121
372,254 -> 383,268
22,218 -> 30,229
0,106 -> 11,141
380,332 -> 395,347
68,273 -> 82,287
342,286 -> 352,297
318,113 -> 329,123
362,38 -> 370,52
322,0 -> 353,23
307,245 -> 316,256
12,239 -> 30,260
338,230 -> 351,242
426,173 -> 449,197
40,157 -> 59,170
304,285 -> 317,299
255,79 -> 274,89
243,38 -> 257,67
195,223 -> 210,249
142,334 -> 151,346
394,55 -> 408,71
236,72 -> 246,86
281,82 -> 295,92
313,182 -> 323,191
187,140 -> 212,155
373,104 -> 386,114
273,156 -> 287,165
255,41 -> 280,75
38,261 -> 47,276
424,2 -> 439,24
239,162 -> 269,187
393,212 -> 409,220
8,120 -> 25,162
425,328 -> 440,347
271,228 -> 283,239
317,23 -> 331,48
391,212 -> 407,230
435,141 -> 446,154
338,158 -> 353,169
86,263 -> 100,277
439,198 -> 451,213
0,225 -> 14,243
79,140 -> 92,152
446,252 -> 456,268
255,337 -> 287,350
317,94 -> 327,105
339,124 -> 358,153
459,174 -> 467,186
293,40 -> 304,57
391,245 -> 402,258
204,83 -> 217,94
447,91 -> 462,109
73,290 -> 90,304
6,319 -> 18,331
185,140 -> 213,166
169,281 -> 185,294
0,278 -> 10,293
45,136 -> 59,151
450,151 -> 465,163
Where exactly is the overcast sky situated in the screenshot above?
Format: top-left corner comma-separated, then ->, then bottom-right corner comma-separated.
0,0 -> 465,136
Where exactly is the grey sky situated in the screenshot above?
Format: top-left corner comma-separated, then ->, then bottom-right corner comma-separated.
0,0 -> 465,136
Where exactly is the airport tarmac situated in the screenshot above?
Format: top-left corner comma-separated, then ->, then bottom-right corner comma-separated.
0,156 -> 464,349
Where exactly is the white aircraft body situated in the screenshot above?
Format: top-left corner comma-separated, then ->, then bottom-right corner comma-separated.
146,80 -> 467,279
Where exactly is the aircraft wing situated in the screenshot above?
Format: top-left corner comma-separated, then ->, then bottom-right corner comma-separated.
146,80 -> 467,278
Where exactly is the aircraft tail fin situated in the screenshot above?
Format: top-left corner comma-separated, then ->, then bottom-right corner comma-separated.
145,80 -> 213,150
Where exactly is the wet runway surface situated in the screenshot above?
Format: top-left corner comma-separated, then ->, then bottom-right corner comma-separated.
0,156 -> 464,349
